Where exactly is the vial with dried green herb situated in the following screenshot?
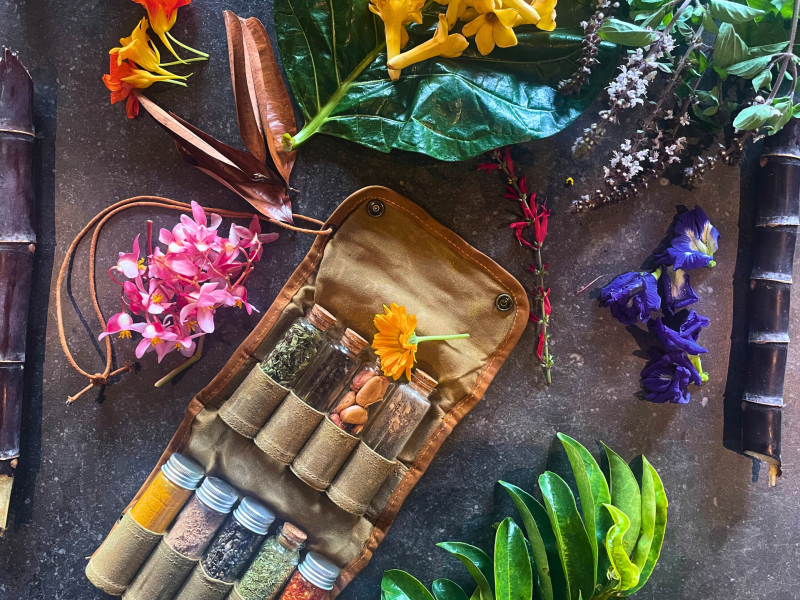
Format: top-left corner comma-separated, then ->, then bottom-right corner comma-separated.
293,328 -> 369,411
259,305 -> 336,387
233,523 -> 307,600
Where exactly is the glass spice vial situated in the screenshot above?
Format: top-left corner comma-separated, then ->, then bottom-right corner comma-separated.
292,328 -> 368,412
277,552 -> 340,600
201,497 -> 275,583
360,369 -> 437,461
165,476 -> 239,559
328,361 -> 391,437
130,453 -> 205,533
234,523 -> 307,600
259,305 -> 337,387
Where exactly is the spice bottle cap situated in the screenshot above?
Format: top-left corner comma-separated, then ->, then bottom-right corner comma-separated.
196,477 -> 238,514
308,304 -> 336,332
298,552 -> 340,590
279,523 -> 307,548
161,453 -> 204,491
341,329 -> 368,355
233,497 -> 275,535
411,369 -> 438,394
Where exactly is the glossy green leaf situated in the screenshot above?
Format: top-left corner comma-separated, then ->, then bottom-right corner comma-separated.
433,579 -> 470,600
702,8 -> 720,33
747,0 -> 779,15
726,55 -> 773,77
640,4 -> 673,27
709,0 -> 764,22
629,457 -> 656,572
753,67 -> 773,90
603,443 -> 641,557
764,98 -> 793,134
598,18 -> 658,46
733,102 -> 780,129
749,41 -> 789,56
714,23 -> 749,70
539,472 -> 594,600
439,542 -> 494,600
495,518 -> 533,600
273,0 -> 619,161
603,505 -> 641,592
624,458 -> 668,595
501,482 -> 566,600
557,433 -> 612,588
382,571 -> 437,600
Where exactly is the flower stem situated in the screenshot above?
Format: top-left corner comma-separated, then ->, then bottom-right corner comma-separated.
159,57 -> 208,66
154,336 -> 204,387
166,31 -> 209,58
535,245 -> 552,386
414,334 -> 471,343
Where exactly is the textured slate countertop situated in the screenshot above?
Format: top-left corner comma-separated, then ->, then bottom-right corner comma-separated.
1,1 -> 798,598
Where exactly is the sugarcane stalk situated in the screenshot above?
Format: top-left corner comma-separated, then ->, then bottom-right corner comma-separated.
741,119 -> 800,487
0,48 -> 35,535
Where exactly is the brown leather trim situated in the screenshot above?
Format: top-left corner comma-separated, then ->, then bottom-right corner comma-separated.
108,187 -> 529,591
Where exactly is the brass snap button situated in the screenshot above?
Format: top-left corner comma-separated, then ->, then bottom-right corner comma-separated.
366,200 -> 385,217
495,294 -> 514,311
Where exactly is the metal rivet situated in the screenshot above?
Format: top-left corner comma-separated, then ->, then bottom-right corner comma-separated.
367,200 -> 385,217
495,294 -> 514,312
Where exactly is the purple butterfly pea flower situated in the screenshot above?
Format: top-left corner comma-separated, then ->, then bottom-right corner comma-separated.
599,270 -> 661,325
659,266 -> 698,315
648,310 -> 709,355
656,205 -> 720,270
640,350 -> 702,404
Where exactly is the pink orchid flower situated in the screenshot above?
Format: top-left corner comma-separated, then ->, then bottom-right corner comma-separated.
179,282 -> 235,333
98,312 -> 141,340
136,319 -> 179,362
116,234 -> 145,278
231,285 -> 258,315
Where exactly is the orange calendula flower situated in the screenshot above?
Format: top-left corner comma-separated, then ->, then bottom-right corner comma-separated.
372,303 -> 470,380
131,0 -> 207,62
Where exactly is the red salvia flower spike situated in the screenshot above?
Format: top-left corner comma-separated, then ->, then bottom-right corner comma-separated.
540,287 -> 551,316
537,331 -> 545,361
504,146 -> 514,176
530,313 -> 540,323
519,177 -> 527,195
478,162 -> 501,173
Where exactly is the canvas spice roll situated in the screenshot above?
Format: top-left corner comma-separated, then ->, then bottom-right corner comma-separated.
219,304 -> 336,438
327,369 -> 437,515
231,523 -> 307,600
276,552 -> 340,600
255,328 -> 368,464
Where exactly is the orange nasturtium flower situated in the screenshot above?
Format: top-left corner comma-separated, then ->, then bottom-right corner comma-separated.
102,56 -> 186,119
372,303 -> 470,380
110,18 -> 188,79
131,0 -> 206,63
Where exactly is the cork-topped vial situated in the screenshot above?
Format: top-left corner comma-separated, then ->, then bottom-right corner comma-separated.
235,523 -> 308,600
328,359 -> 392,437
360,369 -> 437,461
277,552 -> 340,600
293,328 -> 369,411
259,304 -> 337,387
129,453 -> 205,533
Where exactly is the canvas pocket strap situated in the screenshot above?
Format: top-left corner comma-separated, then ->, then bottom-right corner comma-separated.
254,391 -> 325,464
327,442 -> 396,516
123,538 -> 197,600
291,415 -> 360,491
175,563 -> 234,600
219,367 -> 290,438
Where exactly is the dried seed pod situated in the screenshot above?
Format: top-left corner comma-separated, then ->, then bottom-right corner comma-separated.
330,413 -> 343,427
350,370 -> 377,391
340,406 -> 369,425
379,376 -> 390,396
356,377 -> 384,407
333,391 -> 356,414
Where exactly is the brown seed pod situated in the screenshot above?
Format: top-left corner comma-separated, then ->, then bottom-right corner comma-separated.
330,413 -> 343,427
351,369 -> 377,391
340,405 -> 369,424
356,377 -> 384,407
333,391 -> 356,414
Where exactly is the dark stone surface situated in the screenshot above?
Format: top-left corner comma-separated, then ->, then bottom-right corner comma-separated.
0,1 -> 798,599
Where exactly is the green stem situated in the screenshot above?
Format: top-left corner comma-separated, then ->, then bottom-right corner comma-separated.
413,334 -> 471,343
154,336 -> 204,387
161,79 -> 189,87
160,57 -> 208,66
166,31 -> 210,58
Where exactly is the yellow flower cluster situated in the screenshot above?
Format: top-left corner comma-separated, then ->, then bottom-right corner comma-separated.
371,0 -> 557,78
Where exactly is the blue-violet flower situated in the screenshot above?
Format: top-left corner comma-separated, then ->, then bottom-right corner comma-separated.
640,349 -> 702,404
656,205 -> 720,270
648,310 -> 709,355
600,270 -> 661,325
659,266 -> 698,314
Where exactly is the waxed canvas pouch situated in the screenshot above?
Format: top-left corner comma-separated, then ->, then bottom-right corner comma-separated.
218,368 -> 290,439
291,415 -> 360,491
87,186 -> 528,597
254,391 -> 325,464
123,538 -> 197,600
175,563 -> 234,600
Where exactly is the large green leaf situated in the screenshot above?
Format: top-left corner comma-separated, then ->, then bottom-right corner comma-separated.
500,482 -> 566,600
603,443 -> 641,557
439,542 -> 495,600
274,0 -> 619,161
630,457 -> 656,573
624,458 -> 668,595
557,433 -> 612,589
538,472 -> 594,600
433,579 -> 470,600
495,518 -> 533,600
602,505 -> 641,592
382,571 -> 437,600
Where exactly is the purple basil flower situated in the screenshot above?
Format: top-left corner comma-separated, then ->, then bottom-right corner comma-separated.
659,267 -> 698,314
648,310 -> 709,355
599,271 -> 661,325
656,205 -> 720,270
640,350 -> 702,404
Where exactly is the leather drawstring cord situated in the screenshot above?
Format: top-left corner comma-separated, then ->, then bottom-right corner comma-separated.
56,195 -> 332,405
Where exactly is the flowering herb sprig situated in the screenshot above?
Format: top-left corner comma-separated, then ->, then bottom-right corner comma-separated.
598,205 -> 718,403
99,202 -> 277,385
479,147 -> 554,384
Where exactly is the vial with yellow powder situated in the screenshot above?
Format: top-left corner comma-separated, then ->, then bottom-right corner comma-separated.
129,453 -> 204,533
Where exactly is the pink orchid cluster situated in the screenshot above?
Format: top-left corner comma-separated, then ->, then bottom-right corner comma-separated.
99,201 -> 278,363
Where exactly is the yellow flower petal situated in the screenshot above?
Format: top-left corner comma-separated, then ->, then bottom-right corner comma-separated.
462,14 -> 487,37
493,21 -> 517,47
494,8 -> 519,27
372,303 -> 418,380
473,0 -> 495,13
475,22 -> 496,54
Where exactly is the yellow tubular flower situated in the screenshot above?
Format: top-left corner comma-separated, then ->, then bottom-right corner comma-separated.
461,0 -> 519,55
387,14 -> 469,70
121,65 -> 188,89
370,0 -> 425,80
532,0 -> 557,30
501,0 -> 541,24
110,18 -> 187,79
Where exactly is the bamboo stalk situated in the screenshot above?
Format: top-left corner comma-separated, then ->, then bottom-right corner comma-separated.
741,119 -> 800,487
0,48 -> 35,535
